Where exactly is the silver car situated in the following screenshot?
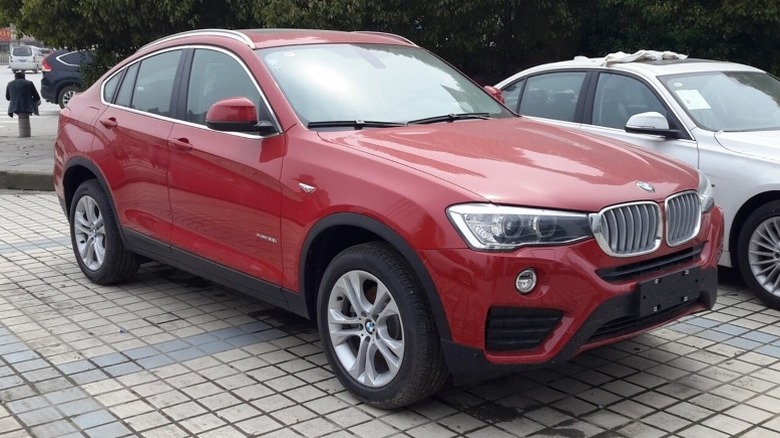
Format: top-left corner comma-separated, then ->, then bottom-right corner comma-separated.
496,52 -> 780,308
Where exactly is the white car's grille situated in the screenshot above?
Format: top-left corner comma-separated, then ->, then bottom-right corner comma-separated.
590,192 -> 701,257
666,191 -> 701,246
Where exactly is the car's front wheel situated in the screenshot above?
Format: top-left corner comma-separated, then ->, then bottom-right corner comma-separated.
318,242 -> 448,408
737,200 -> 780,309
70,180 -> 139,284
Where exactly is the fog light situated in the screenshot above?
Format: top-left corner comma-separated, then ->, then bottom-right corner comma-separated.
515,268 -> 537,294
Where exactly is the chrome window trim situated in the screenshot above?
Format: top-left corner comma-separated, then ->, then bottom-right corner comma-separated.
99,45 -> 282,139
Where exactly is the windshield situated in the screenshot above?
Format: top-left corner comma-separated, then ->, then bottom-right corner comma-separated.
660,71 -> 780,132
257,44 -> 510,127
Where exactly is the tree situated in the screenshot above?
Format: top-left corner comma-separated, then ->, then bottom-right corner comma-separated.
0,0 -> 776,88
580,0 -> 780,75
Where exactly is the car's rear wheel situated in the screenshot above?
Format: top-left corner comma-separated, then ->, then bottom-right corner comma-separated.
737,200 -> 780,309
58,85 -> 78,108
317,242 -> 448,409
70,180 -> 139,284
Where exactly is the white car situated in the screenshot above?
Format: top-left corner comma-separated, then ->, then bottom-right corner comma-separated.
496,51 -> 780,308
9,45 -> 44,73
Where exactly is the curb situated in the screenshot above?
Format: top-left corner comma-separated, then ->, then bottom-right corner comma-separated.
0,170 -> 54,191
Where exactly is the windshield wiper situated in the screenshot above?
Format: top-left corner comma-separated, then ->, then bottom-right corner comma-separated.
407,112 -> 492,125
307,120 -> 406,129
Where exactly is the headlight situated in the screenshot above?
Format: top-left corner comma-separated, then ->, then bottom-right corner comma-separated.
698,170 -> 715,213
447,204 -> 593,250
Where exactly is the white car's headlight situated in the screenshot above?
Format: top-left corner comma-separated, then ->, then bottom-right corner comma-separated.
447,204 -> 593,251
698,170 -> 715,213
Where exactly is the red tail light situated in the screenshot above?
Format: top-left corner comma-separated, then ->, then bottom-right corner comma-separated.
42,57 -> 52,72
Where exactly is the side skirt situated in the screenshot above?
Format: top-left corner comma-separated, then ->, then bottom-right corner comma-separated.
122,228 -> 309,319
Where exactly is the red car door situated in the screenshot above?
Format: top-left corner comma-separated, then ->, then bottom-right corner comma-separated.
92,50 -> 184,244
166,48 -> 285,287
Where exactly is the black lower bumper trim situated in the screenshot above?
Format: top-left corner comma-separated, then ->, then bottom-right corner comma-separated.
442,266 -> 717,384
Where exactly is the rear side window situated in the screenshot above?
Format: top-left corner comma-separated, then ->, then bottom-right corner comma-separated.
127,50 -> 182,116
103,74 -> 121,103
519,72 -> 586,122
114,64 -> 139,108
58,51 -> 92,66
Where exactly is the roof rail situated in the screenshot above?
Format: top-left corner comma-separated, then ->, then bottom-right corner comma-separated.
140,29 -> 255,51
353,31 -> 417,46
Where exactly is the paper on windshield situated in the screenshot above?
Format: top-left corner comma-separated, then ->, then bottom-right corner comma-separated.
675,89 -> 711,110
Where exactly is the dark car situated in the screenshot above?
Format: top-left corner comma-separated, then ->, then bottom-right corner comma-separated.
41,49 -> 92,108
54,29 -> 723,408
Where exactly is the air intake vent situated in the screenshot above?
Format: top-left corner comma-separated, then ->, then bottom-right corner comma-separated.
485,307 -> 562,352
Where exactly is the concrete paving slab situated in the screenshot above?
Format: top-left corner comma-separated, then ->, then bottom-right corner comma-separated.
1,191 -> 780,437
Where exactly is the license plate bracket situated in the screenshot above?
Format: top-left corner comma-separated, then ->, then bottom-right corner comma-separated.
637,267 -> 701,317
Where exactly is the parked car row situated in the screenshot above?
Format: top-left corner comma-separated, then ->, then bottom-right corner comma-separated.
54,29 -> 726,408
496,50 -> 780,309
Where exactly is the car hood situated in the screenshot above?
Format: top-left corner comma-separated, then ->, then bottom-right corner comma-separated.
318,118 -> 698,212
714,130 -> 780,161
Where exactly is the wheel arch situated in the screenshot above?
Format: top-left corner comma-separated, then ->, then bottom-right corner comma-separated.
299,213 -> 452,342
730,190 -> 780,266
62,158 -> 118,227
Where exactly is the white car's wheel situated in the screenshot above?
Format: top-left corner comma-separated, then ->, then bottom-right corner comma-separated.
738,200 -> 780,309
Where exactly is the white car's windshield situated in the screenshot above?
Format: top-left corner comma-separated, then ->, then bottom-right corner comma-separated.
661,71 -> 780,132
257,44 -> 510,127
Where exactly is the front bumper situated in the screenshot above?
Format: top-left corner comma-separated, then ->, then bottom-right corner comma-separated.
422,207 -> 723,380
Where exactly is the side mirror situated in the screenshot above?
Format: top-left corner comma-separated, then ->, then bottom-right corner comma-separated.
483,85 -> 505,104
625,112 -> 680,138
206,97 -> 277,135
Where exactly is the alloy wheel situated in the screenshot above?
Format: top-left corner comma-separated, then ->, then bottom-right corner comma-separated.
73,195 -> 106,271
326,269 -> 405,388
748,216 -> 780,297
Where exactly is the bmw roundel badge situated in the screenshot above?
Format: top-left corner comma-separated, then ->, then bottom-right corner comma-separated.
636,181 -> 655,192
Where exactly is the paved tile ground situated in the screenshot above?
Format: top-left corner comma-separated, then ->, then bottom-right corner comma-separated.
1,191 -> 780,438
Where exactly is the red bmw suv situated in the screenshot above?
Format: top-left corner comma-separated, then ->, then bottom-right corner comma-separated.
54,29 -> 724,408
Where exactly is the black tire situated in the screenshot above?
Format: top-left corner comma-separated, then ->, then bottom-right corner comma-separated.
58,85 -> 78,108
69,180 -> 139,284
737,200 -> 780,309
317,242 -> 449,409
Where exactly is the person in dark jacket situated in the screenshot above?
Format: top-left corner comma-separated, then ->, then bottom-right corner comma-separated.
6,71 -> 41,118
6,71 -> 40,137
